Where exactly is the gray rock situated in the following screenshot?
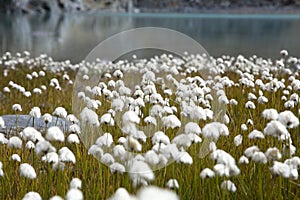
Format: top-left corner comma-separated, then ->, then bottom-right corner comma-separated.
1,0 -> 89,14
0,114 -> 70,134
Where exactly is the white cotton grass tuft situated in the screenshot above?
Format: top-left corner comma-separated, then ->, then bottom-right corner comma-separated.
108,187 -> 137,200
265,147 -> 282,161
66,114 -> 79,124
245,101 -> 256,109
184,122 -> 201,135
124,136 -> 142,152
95,133 -> 114,147
19,163 -> 37,179
264,120 -> 290,140
248,93 -> 257,100
283,142 -> 297,157
136,186 -> 179,200
202,122 -> 229,141
122,111 -> 140,124
177,151 -> 193,165
213,164 -> 230,178
0,133 -> 8,144
113,145 -> 127,160
166,179 -> 179,189
42,113 -> 52,124
88,145 -> 103,159
110,162 -> 126,174
144,116 -> 157,126
222,114 -> 230,124
33,88 -> 42,94
46,126 -> 65,142
42,152 -> 59,164
121,123 -> 146,142
52,161 -> 66,172
244,146 -> 260,158
188,133 -> 202,144
117,136 -> 127,144
0,117 -> 5,128
35,140 -> 56,155
101,153 -> 115,165
70,178 -> 82,189
59,147 -> 76,164
280,49 -> 288,57
11,154 -> 21,162
65,188 -> 83,200
210,150 -> 239,175
80,107 -> 100,126
241,124 -> 248,131
134,154 -> 145,162
19,127 -> 44,142
67,134 -> 80,144
172,134 -> 192,148
262,108 -> 278,120
277,111 -> 299,128
229,99 -> 238,105
251,151 -> 267,164
0,161 -> 4,177
200,168 -> 215,179
129,160 -> 154,187
69,124 -> 81,134
209,142 -> 217,152
53,107 -> 68,118
49,196 -> 64,200
284,100 -> 295,109
248,130 -> 265,139
111,98 -> 125,112
29,107 -> 41,119
270,161 -> 294,179
258,96 -> 268,104
238,156 -> 249,164
22,192 -> 42,200
25,141 -> 35,149
3,87 -> 10,93
100,113 -> 115,126
144,150 -> 160,165
8,136 -> 22,149
162,115 -> 181,129
247,119 -> 254,125
12,104 -> 22,111
151,131 -> 170,145
234,135 -> 243,146
284,157 -> 300,169
220,180 -> 237,192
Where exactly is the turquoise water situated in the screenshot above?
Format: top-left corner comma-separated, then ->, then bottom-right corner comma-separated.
1,13 -> 300,62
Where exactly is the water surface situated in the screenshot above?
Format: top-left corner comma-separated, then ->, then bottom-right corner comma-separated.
1,13 -> 300,62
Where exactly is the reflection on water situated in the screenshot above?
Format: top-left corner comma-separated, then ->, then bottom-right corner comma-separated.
1,13 -> 300,63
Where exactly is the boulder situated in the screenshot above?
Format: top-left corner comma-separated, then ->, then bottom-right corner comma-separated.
0,114 -> 69,134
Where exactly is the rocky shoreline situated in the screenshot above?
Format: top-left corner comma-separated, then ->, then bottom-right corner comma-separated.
1,0 -> 300,14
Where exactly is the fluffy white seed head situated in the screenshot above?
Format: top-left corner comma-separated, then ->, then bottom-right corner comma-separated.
221,180 -> 237,192
19,163 -> 36,179
166,179 -> 179,189
46,126 -> 65,142
70,178 -> 82,189
22,192 -> 41,200
136,186 -> 179,200
65,188 -> 83,200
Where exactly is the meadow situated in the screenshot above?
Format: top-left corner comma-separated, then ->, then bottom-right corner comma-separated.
0,51 -> 300,199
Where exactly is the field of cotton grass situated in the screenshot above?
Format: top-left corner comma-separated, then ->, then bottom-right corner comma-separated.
0,50 -> 300,199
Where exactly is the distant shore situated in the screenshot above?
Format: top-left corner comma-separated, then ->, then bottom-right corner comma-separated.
138,6 -> 300,14
1,0 -> 300,15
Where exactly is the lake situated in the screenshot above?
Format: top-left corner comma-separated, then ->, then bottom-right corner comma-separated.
1,12 -> 300,63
